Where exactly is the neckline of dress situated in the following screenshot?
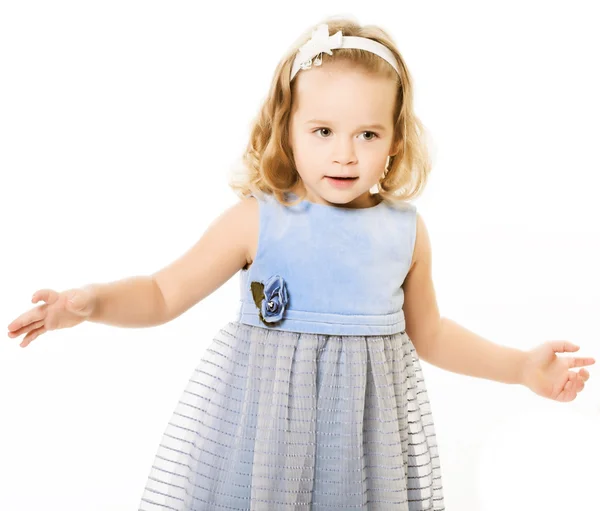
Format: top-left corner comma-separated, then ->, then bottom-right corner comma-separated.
291,194 -> 386,211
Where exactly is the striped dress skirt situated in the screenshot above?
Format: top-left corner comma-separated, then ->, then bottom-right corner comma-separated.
138,321 -> 445,510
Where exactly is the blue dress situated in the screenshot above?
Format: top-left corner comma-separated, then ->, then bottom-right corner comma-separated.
138,192 -> 445,510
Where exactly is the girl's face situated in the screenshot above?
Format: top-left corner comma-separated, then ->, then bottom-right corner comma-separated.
288,61 -> 398,208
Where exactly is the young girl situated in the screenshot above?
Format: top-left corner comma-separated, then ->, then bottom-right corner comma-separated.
6,16 -> 595,511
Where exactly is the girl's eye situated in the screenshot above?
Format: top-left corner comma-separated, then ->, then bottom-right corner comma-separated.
315,128 -> 332,137
361,131 -> 378,141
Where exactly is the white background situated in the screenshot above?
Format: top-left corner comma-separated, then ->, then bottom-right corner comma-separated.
1,1 -> 599,509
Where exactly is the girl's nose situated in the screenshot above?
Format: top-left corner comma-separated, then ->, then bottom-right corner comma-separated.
332,139 -> 357,165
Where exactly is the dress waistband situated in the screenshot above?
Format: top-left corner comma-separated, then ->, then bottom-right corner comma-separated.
236,300 -> 406,336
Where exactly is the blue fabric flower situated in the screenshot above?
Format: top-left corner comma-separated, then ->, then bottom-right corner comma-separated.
250,274 -> 289,326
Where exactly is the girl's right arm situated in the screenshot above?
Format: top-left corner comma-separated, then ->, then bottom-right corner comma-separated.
7,197 -> 258,346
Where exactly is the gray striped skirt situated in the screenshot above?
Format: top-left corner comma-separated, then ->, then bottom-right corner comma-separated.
138,321 -> 445,510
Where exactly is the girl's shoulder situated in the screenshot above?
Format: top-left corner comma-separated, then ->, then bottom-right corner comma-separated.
237,195 -> 260,269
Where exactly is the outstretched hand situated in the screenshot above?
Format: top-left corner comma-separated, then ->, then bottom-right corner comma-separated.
7,288 -> 96,348
520,341 -> 595,402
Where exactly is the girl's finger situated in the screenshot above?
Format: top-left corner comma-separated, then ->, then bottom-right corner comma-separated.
549,341 -> 580,353
8,319 -> 45,338
32,289 -> 58,304
562,379 -> 578,402
21,326 -> 46,347
568,357 -> 596,369
578,368 -> 590,381
8,307 -> 46,335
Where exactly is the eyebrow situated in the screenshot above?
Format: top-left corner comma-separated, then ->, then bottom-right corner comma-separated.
305,119 -> 387,131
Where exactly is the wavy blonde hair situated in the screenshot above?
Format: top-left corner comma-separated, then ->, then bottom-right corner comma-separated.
228,15 -> 432,207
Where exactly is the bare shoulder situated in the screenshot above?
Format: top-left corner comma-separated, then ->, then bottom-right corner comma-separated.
150,195 -> 260,323
234,195 -> 259,269
206,195 -> 259,269
408,211 -> 431,273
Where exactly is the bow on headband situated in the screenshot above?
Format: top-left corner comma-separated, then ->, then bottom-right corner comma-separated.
290,23 -> 401,80
297,24 -> 343,70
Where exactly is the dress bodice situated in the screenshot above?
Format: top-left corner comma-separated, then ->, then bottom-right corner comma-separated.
236,192 -> 417,336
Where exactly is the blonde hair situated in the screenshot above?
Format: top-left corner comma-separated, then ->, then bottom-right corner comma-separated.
228,15 -> 432,207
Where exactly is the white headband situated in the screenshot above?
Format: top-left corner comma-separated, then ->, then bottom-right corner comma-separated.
290,24 -> 401,81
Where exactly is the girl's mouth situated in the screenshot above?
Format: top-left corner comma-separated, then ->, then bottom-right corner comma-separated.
325,176 -> 358,188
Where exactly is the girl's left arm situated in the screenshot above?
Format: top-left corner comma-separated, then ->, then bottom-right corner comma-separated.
402,212 -> 595,400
